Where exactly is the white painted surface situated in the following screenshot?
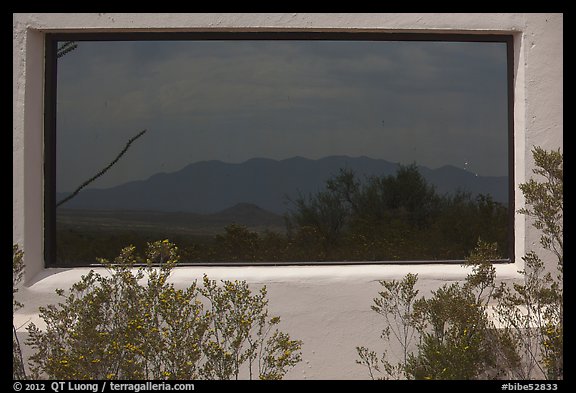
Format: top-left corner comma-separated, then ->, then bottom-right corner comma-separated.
13,13 -> 562,380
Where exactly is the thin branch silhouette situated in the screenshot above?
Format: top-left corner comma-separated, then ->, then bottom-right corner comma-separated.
57,41 -> 78,58
56,129 -> 147,208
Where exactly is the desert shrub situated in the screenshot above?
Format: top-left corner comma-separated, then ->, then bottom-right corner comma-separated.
356,273 -> 420,380
286,165 -> 508,261
199,275 -> 301,379
405,241 -> 515,380
357,147 -> 562,380
493,147 -> 563,380
357,241 -> 517,380
214,224 -> 260,262
26,240 -> 302,380
13,244 -> 26,380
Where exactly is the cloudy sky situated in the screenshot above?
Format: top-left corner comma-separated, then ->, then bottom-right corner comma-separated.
56,39 -> 509,192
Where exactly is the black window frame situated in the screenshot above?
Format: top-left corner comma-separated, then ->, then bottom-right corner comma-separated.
43,31 -> 515,267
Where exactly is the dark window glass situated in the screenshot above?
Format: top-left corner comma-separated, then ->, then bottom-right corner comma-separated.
46,34 -> 513,266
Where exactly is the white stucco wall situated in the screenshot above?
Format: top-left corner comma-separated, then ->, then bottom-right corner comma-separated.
13,13 -> 562,380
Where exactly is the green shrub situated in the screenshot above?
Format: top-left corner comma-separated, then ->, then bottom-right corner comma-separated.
356,273 -> 419,380
405,242 -> 509,380
357,147 -> 562,380
26,240 -> 302,380
494,147 -> 563,379
287,165 -> 508,261
357,241 -> 518,380
13,244 -> 26,380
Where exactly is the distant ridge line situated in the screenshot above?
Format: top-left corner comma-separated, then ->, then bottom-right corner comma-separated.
57,155 -> 508,214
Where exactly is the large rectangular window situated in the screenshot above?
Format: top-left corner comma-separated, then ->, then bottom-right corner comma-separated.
44,32 -> 514,267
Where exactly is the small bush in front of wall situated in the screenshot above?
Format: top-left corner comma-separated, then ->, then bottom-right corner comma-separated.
357,241 -> 520,380
405,241 -> 521,380
493,147 -> 563,380
25,240 -> 302,380
357,147 -> 563,380
13,244 -> 27,380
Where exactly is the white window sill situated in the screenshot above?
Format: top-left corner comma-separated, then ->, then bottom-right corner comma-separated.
14,261 -> 523,329
26,260 -> 522,287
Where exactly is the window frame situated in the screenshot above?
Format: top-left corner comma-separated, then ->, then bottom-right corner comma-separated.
43,31 -> 515,267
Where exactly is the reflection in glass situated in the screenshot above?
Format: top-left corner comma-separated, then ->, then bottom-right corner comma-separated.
54,39 -> 510,265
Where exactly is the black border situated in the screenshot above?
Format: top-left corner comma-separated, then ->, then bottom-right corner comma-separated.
45,31 -> 515,42
506,33 -> 516,266
44,37 -> 58,268
43,31 -> 515,268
